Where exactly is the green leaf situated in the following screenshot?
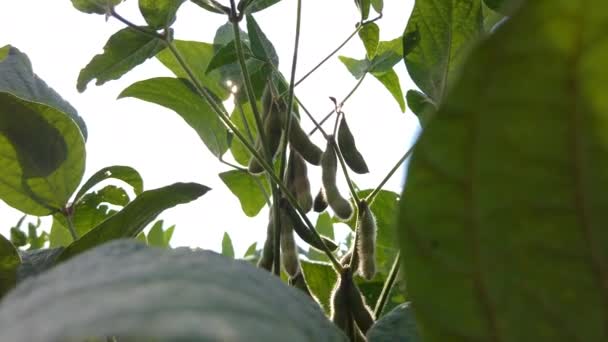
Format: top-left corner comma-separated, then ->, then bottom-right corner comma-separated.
206,40 -> 255,74
0,234 -> 20,298
71,0 -> 124,14
230,101 -> 261,165
399,2 -> 608,341
406,89 -> 436,126
190,0 -> 226,13
245,0 -> 282,13
0,240 -> 347,341
74,165 -> 143,203
0,93 -> 86,216
371,36 -> 403,74
77,27 -> 169,92
483,0 -> 520,14
244,242 -> 257,258
135,231 -> 147,244
0,45 -> 9,61
372,69 -> 405,112
119,77 -> 231,158
9,227 -> 27,247
334,190 -> 399,275
147,220 -> 167,247
246,15 -> 279,67
338,56 -> 370,79
26,220 -> 47,250
221,232 -> 235,258
139,0 -> 186,29
367,303 -> 419,342
371,0 -> 383,13
58,182 -> 210,262
156,40 -> 230,100
403,0 -> 482,103
0,46 -> 87,139
355,0 -> 371,20
219,170 -> 269,217
49,217 -> 73,248
17,247 -> 63,282
300,260 -> 337,314
316,212 -> 334,240
359,23 -> 380,59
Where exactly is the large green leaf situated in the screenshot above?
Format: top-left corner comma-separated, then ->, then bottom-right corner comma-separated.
230,100 -> 261,165
139,0 -> 186,29
246,14 -> 279,67
0,93 -> 86,216
402,0 -> 482,103
58,182 -> 210,262
0,234 -> 20,298
206,41 -> 256,74
371,69 -> 405,112
367,303 -> 419,342
78,27 -> 168,92
119,77 -> 231,158
359,23 -> 380,59
71,0 -> 124,14
0,46 -> 87,139
398,2 -> 608,341
0,240 -> 347,341
300,260 -> 337,314
156,40 -> 230,100
74,165 -> 143,203
219,170 -> 268,217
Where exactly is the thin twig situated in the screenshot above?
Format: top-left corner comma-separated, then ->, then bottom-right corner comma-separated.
374,252 -> 401,318
366,142 -> 416,204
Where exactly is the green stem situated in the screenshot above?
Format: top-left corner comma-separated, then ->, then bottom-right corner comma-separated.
66,213 -> 78,240
374,252 -> 401,318
366,142 -> 416,204
110,9 -> 164,39
331,132 -> 360,205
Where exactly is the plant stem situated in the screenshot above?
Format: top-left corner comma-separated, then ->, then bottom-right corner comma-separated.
366,142 -> 416,204
332,134 -> 360,205
66,213 -> 78,240
374,252 -> 401,318
110,9 -> 164,39
309,72 -> 368,135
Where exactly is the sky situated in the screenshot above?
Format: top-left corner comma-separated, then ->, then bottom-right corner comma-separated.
0,0 -> 418,255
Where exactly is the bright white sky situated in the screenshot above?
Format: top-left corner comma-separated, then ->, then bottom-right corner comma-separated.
0,0 -> 418,255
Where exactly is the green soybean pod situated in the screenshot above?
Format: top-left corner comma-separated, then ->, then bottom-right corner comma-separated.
321,138 -> 353,220
356,200 -> 377,280
289,271 -> 313,298
337,116 -> 369,174
286,151 -> 313,213
330,269 -> 351,332
248,97 -> 284,174
279,208 -> 300,277
344,270 -> 375,333
285,113 -> 323,165
313,188 -> 329,213
279,198 -> 339,252
257,209 -> 275,271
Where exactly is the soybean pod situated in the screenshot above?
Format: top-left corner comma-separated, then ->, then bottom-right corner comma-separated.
321,137 -> 353,220
313,188 -> 329,213
257,209 -> 275,271
337,116 -> 369,174
279,207 -> 300,277
279,198 -> 339,252
356,200 -> 377,280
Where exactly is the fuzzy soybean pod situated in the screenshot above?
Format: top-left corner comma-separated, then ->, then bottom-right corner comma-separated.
330,268 -> 351,332
340,247 -> 359,271
283,112 -> 323,166
313,188 -> 329,213
343,269 -> 375,334
279,198 -> 339,252
289,271 -> 313,298
257,209 -> 275,272
248,98 -> 284,174
286,151 -> 313,213
279,207 -> 300,277
337,116 -> 369,174
356,200 -> 377,280
321,138 -> 353,220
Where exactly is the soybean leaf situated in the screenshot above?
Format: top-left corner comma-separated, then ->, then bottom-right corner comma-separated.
190,0 -> 227,14
156,40 -> 230,100
371,37 -> 403,74
71,0 -> 124,14
119,77 -> 231,158
355,0 -> 371,20
135,232 -> 148,244
371,69 -> 405,112
402,0 -> 482,103
371,0 -> 383,13
0,46 -> 87,138
245,0 -> 282,14
17,247 -> 63,282
483,0 -> 520,14
58,182 -> 210,262
367,303 -> 419,342
0,93 -> 86,216
219,170 -> 269,217
406,89 -> 436,127
316,212 -> 334,239
26,220 -> 47,250
0,240 -> 347,341
222,232 -> 235,258
246,14 -> 279,67
0,234 -> 20,298
206,41 -> 255,74
244,242 -> 257,258
74,165 -> 143,203
399,2 -> 608,341
147,220 -> 172,248
300,260 -> 337,314
77,27 -> 169,92
49,218 -> 73,248
359,23 -> 380,59
139,0 -> 186,29
338,56 -> 369,79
